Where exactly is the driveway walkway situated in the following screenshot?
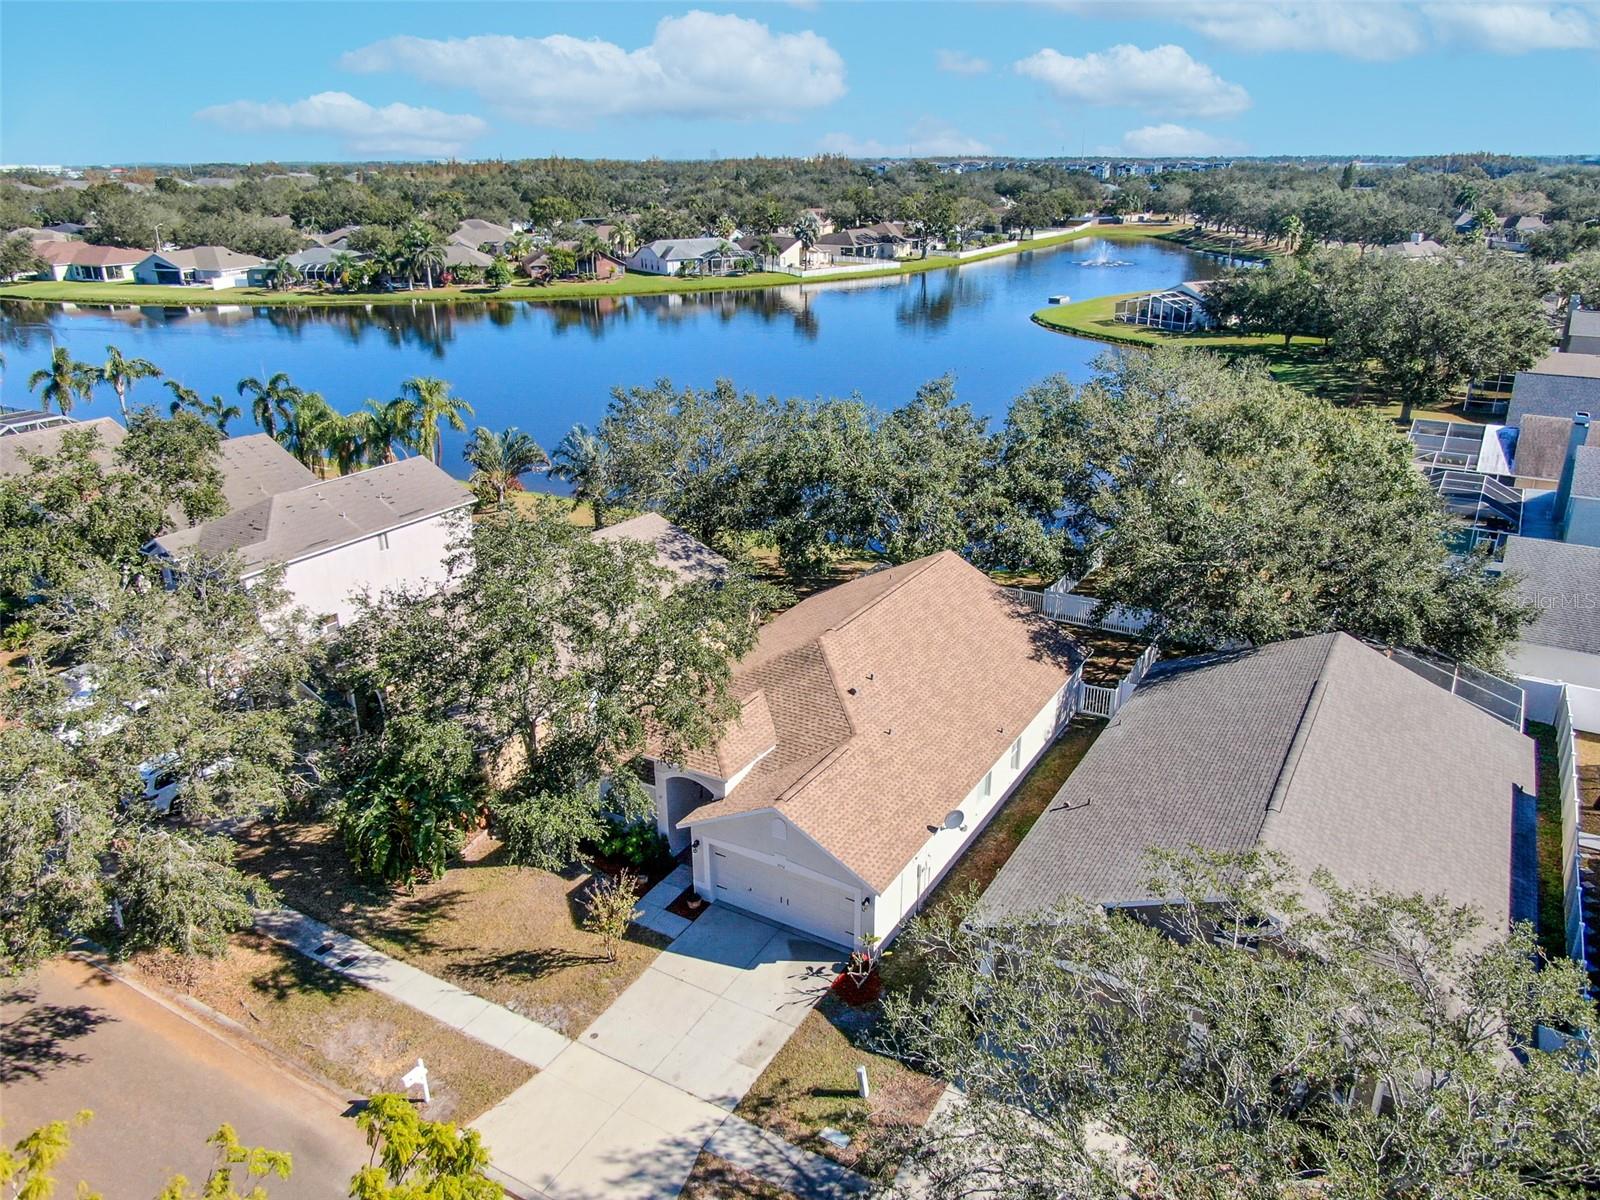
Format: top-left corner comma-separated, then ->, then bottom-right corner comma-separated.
474,905 -> 844,1199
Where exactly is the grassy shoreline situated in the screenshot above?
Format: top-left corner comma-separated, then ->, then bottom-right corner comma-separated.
0,223 -> 1182,310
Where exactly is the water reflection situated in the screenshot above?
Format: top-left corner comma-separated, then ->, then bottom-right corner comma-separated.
0,237 -> 1220,473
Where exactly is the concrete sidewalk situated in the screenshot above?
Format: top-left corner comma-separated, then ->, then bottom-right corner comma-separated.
255,907 -> 570,1069
473,906 -> 844,1199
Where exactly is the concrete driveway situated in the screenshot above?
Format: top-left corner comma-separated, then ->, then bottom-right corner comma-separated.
475,906 -> 840,1200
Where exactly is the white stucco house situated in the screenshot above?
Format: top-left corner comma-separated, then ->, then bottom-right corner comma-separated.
133,246 -> 265,289
640,550 -> 1084,949
146,456 -> 472,627
26,239 -> 146,282
624,238 -> 753,277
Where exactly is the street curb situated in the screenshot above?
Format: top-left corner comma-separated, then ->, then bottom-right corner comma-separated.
66,943 -> 362,1112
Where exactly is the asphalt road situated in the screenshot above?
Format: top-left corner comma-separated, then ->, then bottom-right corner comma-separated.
1,958 -> 371,1198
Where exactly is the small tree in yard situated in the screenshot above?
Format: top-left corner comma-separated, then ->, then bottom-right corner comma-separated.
584,869 -> 643,962
879,847 -> 1600,1200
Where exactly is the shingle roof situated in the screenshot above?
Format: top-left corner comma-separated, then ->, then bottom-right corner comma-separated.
1570,309 -> 1600,341
590,513 -> 728,587
680,552 -> 1083,891
976,633 -> 1530,937
1571,444 -> 1600,500
1512,415 -> 1578,481
31,240 -> 146,267
441,243 -> 493,268
152,246 -> 266,271
1508,353 -> 1600,426
638,238 -> 740,261
150,457 -> 470,571
215,435 -> 316,509
0,416 -> 124,475
1502,536 -> 1600,655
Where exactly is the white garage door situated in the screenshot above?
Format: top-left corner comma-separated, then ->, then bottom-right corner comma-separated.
709,844 -> 858,947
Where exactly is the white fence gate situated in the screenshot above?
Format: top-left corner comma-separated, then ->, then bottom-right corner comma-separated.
1075,642 -> 1161,721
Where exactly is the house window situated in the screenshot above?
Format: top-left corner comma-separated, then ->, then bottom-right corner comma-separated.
1010,737 -> 1022,771
981,771 -> 993,799
377,531 -> 391,551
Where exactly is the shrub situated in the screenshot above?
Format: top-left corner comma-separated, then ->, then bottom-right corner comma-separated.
594,816 -> 671,872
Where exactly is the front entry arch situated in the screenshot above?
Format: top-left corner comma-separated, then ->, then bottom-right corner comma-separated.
662,775 -> 713,854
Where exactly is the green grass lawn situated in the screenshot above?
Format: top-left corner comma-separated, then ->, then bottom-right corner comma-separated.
1032,290 -> 1489,422
0,224 -> 1182,311
1527,721 -> 1571,962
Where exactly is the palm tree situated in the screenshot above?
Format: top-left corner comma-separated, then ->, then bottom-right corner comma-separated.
609,218 -> 638,255
269,257 -> 303,292
464,426 -> 549,508
27,346 -> 97,415
100,344 -> 162,421
359,395 -> 420,465
795,211 -> 821,251
330,252 -> 359,291
399,377 -> 473,465
319,410 -> 367,477
504,231 -> 534,260
401,221 -> 447,288
279,390 -> 337,472
549,422 -> 611,528
237,372 -> 301,439
755,233 -> 780,270
166,381 -> 241,433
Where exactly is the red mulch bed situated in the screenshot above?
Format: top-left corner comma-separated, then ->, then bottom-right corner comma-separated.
666,887 -> 709,922
830,969 -> 884,1007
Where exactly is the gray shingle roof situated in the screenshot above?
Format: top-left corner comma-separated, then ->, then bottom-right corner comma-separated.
215,435 -> 316,509
152,246 -> 266,271
1503,536 -> 1600,655
590,513 -> 728,587
150,456 -> 470,571
977,633 -> 1530,937
639,237 -> 741,261
1571,444 -> 1600,500
1508,353 -> 1600,426
0,416 -> 123,474
1570,309 -> 1600,340
1512,415 -> 1577,481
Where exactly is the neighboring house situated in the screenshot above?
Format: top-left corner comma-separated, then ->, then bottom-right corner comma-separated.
624,238 -> 754,276
641,550 -> 1084,949
26,239 -> 146,282
134,246 -> 265,289
441,243 -> 493,272
309,225 -> 361,252
1506,351 -> 1600,427
1501,536 -> 1600,694
451,219 -> 514,253
1560,442 -> 1600,546
1510,414 -> 1580,488
815,222 -> 918,261
1114,281 -> 1216,332
590,512 -> 729,587
0,407 -> 75,438
520,244 -> 626,280
0,415 -> 124,473
1381,233 -> 1450,259
246,247 -> 360,286
735,234 -> 804,271
1491,214 -> 1550,251
146,456 -> 471,627
977,633 -> 1534,944
1565,307 -> 1600,357
6,226 -> 71,242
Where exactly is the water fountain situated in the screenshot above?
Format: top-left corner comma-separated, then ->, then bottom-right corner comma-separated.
1074,241 -> 1133,268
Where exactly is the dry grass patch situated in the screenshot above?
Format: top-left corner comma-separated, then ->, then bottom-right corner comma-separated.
680,1151 -> 798,1200
237,822 -> 669,1036
734,995 -> 944,1179
131,932 -> 532,1123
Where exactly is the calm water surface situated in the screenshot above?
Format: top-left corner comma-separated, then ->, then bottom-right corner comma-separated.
0,237 -> 1223,478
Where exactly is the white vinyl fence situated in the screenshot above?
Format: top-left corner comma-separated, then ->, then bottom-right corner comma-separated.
1077,642 -> 1161,720
1003,586 -> 1156,637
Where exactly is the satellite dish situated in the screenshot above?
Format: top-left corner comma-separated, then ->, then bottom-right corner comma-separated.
942,810 -> 966,831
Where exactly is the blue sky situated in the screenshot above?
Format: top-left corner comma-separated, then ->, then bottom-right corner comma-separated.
3,2 -> 1598,164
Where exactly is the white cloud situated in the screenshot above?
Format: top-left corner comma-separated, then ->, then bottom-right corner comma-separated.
1015,43 -> 1250,117
341,11 -> 846,126
195,91 -> 486,157
820,118 -> 994,158
1423,3 -> 1597,51
1051,1 -> 1597,59
935,48 -> 992,75
1116,123 -> 1245,156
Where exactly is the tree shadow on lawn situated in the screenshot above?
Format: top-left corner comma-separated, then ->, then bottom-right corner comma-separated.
0,986 -> 115,1083
447,945 -> 608,986
250,947 -> 367,1004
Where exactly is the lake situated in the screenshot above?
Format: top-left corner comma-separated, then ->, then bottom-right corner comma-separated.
0,236 -> 1225,479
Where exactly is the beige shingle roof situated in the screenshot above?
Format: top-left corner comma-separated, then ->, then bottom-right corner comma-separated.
0,416 -> 125,475
150,456 -> 470,571
216,435 -> 316,509
682,551 -> 1082,891
590,513 -> 728,587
